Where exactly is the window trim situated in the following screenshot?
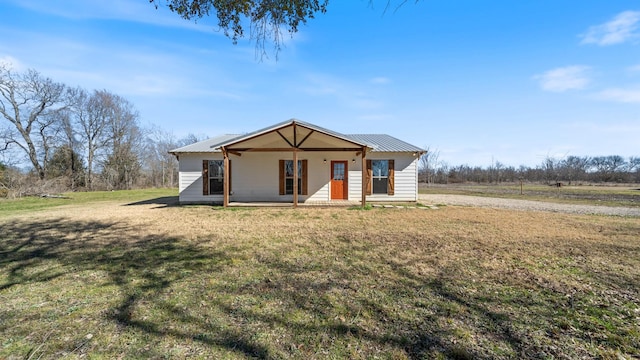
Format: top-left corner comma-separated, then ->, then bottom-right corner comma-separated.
366,159 -> 394,196
284,160 -> 302,195
208,160 -> 224,195
371,160 -> 388,194
202,159 -> 231,196
279,159 -> 308,196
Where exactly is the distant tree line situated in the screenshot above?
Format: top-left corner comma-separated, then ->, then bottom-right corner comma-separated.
420,149 -> 640,185
0,64 -> 201,197
2,65 -> 638,197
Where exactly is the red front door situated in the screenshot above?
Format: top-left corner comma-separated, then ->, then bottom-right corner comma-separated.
331,161 -> 348,200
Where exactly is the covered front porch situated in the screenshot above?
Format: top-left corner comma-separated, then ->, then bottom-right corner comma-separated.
215,120 -> 371,208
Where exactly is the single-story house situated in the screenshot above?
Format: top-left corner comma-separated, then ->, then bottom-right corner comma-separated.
169,119 -> 425,207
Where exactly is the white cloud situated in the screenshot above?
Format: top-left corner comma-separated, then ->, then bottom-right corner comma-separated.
564,121 -> 640,133
369,77 -> 391,85
581,10 -> 640,46
297,73 -> 386,111
7,0 -> 215,33
534,66 -> 591,92
0,55 -> 26,71
299,73 -> 340,95
628,64 -> 640,73
595,87 -> 640,103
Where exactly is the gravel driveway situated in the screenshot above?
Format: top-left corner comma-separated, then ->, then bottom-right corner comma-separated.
419,194 -> 640,217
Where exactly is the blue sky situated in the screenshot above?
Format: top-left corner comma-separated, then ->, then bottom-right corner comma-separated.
1,0 -> 639,167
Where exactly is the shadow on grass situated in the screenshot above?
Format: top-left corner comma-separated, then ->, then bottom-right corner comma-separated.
1,216 -> 638,358
125,196 -> 180,208
1,217 -> 487,358
0,218 -> 270,358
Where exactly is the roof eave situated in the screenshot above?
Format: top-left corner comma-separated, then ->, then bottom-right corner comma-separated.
213,119 -> 369,150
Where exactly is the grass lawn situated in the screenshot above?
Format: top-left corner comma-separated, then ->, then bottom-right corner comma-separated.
1,190 -> 639,359
0,188 -> 177,216
420,183 -> 640,208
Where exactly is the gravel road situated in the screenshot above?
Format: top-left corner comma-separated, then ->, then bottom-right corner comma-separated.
419,194 -> 640,217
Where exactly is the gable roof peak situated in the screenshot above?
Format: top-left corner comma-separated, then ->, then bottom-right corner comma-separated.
212,119 -> 368,149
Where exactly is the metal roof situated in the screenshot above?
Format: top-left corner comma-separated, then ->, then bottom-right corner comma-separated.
169,134 -> 241,154
213,118 -> 368,149
345,134 -> 425,153
169,120 -> 425,154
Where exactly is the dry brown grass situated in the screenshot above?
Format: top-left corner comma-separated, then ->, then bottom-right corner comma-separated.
421,182 -> 640,208
1,195 -> 639,359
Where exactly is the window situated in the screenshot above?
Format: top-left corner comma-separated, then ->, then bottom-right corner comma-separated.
279,159 -> 308,196
284,160 -> 302,195
332,162 -> 345,181
208,160 -> 224,195
372,160 -> 389,194
202,159 -> 230,196
366,159 -> 394,195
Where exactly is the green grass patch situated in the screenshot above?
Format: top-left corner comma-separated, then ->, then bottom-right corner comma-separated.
348,204 -> 373,210
0,188 -> 177,217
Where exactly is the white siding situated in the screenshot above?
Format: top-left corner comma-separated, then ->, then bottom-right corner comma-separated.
306,152 -> 358,202
360,152 -> 419,202
348,159 -> 363,201
178,153 -> 224,203
176,151 -> 420,203
233,152 -> 355,202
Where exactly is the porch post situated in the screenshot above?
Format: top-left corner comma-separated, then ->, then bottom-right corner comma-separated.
361,146 -> 367,208
222,147 -> 229,208
293,149 -> 298,208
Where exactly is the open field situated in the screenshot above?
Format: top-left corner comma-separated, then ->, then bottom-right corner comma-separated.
1,190 -> 639,359
420,183 -> 640,208
418,194 -> 640,217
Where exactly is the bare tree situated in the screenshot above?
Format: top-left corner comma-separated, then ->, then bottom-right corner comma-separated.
628,156 -> 640,172
72,89 -> 117,189
100,94 -> 143,190
493,160 -> 504,183
38,107 -> 86,190
0,158 -> 27,198
143,126 -> 179,188
0,65 -> 70,179
559,155 -> 590,185
436,161 -> 449,184
0,159 -> 7,196
540,155 -> 558,185
419,145 -> 440,185
590,155 -> 626,182
629,156 -> 640,182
